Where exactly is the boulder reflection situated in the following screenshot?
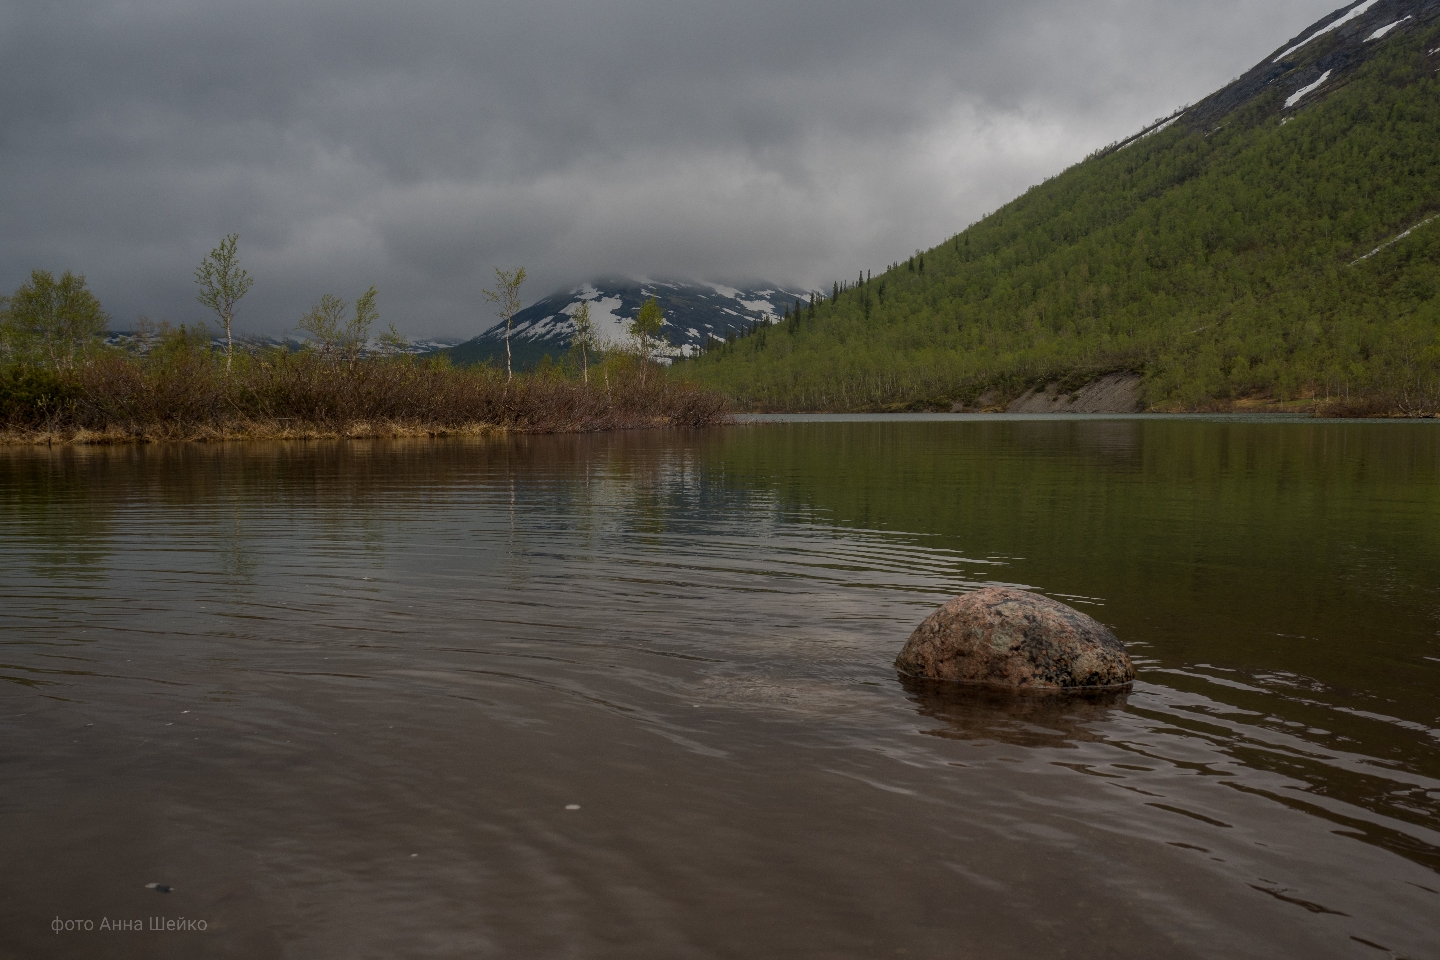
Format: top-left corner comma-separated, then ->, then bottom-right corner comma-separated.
899,675 -> 1128,748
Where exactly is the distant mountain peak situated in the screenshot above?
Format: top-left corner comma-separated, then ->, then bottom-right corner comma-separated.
1104,0 -> 1437,154
442,278 -> 811,369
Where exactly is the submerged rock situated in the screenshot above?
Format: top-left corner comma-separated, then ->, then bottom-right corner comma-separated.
900,675 -> 1129,746
895,587 -> 1134,690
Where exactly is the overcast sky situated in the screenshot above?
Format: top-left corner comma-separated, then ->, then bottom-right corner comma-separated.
1,0 -> 1344,337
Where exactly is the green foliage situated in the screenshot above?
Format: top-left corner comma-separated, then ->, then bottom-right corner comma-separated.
298,286 -> 379,361
629,297 -> 665,385
0,364 -> 80,427
567,300 -> 599,384
135,318 -> 213,362
376,323 -> 411,357
0,270 -> 109,371
0,342 -> 726,438
483,266 -> 528,381
193,234 -> 253,370
682,25 -> 1440,412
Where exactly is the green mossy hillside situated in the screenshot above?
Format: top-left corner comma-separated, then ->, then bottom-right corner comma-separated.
681,21 -> 1440,413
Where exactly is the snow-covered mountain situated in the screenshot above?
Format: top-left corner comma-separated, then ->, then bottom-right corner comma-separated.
103,331 -> 465,356
443,279 -> 812,369
1105,0 -> 1440,151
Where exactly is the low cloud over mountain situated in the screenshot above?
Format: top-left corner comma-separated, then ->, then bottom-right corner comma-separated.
2,0 -> 1346,337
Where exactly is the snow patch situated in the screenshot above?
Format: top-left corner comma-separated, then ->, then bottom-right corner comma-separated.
1285,70 -> 1331,108
1366,16 -> 1410,41
706,283 -> 744,300
1273,0 -> 1381,61
1350,213 -> 1440,264
1117,113 -> 1184,151
1147,115 -> 1181,136
738,298 -> 778,316
576,295 -> 630,348
520,314 -> 561,340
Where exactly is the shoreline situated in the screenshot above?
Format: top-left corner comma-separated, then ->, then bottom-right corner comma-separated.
735,411 -> 1438,423
704,371 -> 1440,420
9,407 -> 1435,445
729,404 -> 1439,419
0,420 -> 505,446
727,397 -> 1440,420
1,355 -> 732,445
0,416 -> 730,447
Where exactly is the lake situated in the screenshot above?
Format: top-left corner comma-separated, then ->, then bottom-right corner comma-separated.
1,416 -> 1437,959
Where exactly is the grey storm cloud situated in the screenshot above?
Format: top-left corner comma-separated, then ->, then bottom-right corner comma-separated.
1,0 -> 1344,336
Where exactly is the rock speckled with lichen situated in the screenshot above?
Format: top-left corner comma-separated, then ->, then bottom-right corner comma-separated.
895,587 -> 1134,689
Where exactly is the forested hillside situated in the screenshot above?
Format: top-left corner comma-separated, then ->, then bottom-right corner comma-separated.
681,0 -> 1440,413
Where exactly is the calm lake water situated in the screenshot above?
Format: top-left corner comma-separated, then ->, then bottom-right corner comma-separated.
2,417 -> 1438,959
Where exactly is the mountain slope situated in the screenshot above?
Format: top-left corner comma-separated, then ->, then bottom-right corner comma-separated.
442,280 -> 809,370
102,331 -> 464,356
681,0 -> 1440,413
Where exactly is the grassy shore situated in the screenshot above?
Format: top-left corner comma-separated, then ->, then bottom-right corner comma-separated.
0,350 -> 729,445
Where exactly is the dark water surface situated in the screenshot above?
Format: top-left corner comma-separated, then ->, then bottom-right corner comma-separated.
2,418 -> 1438,959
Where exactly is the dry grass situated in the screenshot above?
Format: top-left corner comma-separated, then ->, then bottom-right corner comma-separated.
0,351 -> 730,445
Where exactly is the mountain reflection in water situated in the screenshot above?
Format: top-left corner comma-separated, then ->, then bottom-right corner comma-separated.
1,418 -> 1437,959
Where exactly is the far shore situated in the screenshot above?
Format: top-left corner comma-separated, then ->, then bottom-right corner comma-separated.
1,348 -> 731,446
10,405 -> 1436,446
0,415 -> 737,447
0,421 -> 506,446
734,409 -> 1437,420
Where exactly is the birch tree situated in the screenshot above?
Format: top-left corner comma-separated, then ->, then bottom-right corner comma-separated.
628,297 -> 664,387
0,270 -> 108,370
193,234 -> 253,372
483,267 -> 526,381
569,300 -> 597,384
297,286 -> 378,362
